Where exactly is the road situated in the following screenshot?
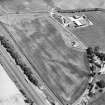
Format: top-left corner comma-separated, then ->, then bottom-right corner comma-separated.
0,41 -> 47,105
48,16 -> 87,51
0,9 -> 91,105
0,8 -> 87,52
0,17 -> 65,105
48,11 -> 87,51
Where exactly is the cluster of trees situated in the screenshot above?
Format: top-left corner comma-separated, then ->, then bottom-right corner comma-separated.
0,35 -> 38,86
86,46 -> 105,77
86,46 -> 105,61
19,89 -> 34,105
86,46 -> 105,68
57,8 -> 104,13
86,46 -> 105,97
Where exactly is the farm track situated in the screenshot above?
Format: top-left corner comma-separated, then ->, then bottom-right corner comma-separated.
48,14 -> 87,51
0,22 -> 60,105
0,22 -> 64,105
0,8 -> 89,105
0,45 -> 43,105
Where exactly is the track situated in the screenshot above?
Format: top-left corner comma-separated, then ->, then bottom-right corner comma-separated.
0,18 -> 65,105
0,38 -> 46,105
48,14 -> 87,51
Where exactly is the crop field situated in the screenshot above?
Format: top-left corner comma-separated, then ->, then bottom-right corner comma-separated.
1,0 -> 105,105
72,11 -> 105,51
3,14 -> 90,105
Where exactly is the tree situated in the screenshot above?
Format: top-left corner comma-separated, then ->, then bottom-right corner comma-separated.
96,80 -> 105,88
94,46 -> 100,53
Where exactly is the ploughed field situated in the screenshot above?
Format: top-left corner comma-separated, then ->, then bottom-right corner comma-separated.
73,11 -> 105,51
5,15 -> 89,104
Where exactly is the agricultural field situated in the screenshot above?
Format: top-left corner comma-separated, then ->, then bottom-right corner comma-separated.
72,11 -> 105,51
3,12 -> 90,105
0,0 -> 105,105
